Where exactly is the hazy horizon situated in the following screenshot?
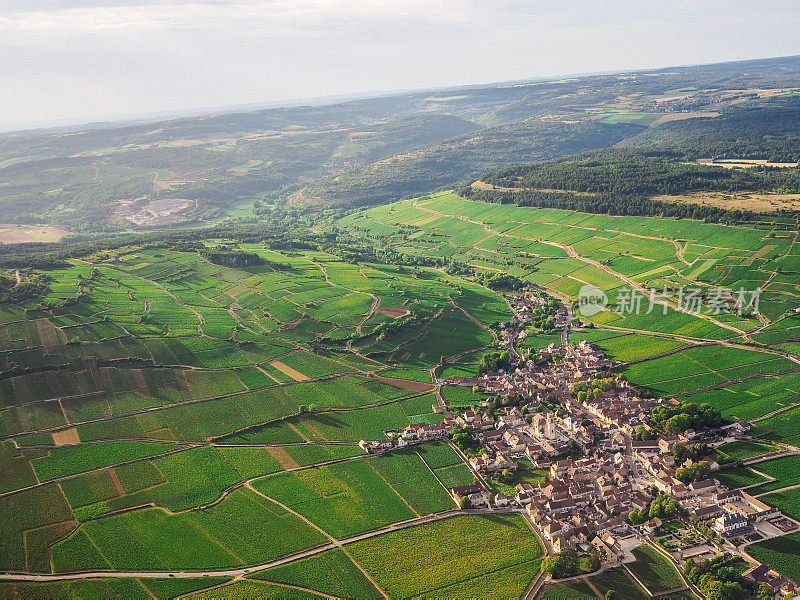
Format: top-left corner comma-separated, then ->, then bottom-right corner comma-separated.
3,0 -> 800,132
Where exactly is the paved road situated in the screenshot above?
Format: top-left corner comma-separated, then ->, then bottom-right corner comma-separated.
0,508 -> 510,583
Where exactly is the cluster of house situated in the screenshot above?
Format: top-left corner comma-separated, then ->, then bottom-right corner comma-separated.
496,292 -> 562,347
455,341 -> 655,476
517,455 -> 633,558
459,339 -> 795,587
628,432 -> 780,537
358,421 -> 448,453
584,389 -> 657,434
361,330 -> 796,593
744,564 -> 798,598
476,340 -> 615,399
510,291 -> 570,329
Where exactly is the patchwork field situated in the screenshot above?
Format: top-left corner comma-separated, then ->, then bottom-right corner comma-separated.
758,487 -> 800,520
617,344 -> 800,422
589,566 -> 648,600
0,578 -> 234,600
0,189 -> 798,591
52,487 -> 328,571
251,548 -> 381,599
715,466 -> 771,490
717,440 -> 780,460
252,446 -> 457,538
346,513 -> 543,598
745,454 -> 800,494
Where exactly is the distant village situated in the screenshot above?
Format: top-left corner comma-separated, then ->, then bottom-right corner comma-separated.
360,288 -> 799,598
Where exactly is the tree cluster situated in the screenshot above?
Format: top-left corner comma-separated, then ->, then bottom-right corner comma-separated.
627,493 -> 683,525
633,425 -> 657,441
676,460 -> 711,483
475,272 -> 524,290
544,548 -> 581,579
449,426 -> 480,454
651,402 -> 724,434
201,248 -> 265,268
673,441 -> 711,464
571,377 -> 616,402
544,546 -> 604,579
528,294 -> 562,331
683,556 -> 755,600
0,271 -> 49,303
477,350 -> 512,375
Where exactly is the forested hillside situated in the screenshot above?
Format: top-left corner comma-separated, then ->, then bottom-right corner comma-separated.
3,55 -> 800,233
291,121 -> 645,207
461,99 -> 800,221
620,102 -> 800,161
2,55 -> 800,598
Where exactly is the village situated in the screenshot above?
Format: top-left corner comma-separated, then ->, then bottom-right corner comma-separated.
360,287 -> 800,599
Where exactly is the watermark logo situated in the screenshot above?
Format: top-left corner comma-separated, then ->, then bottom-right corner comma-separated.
577,284 -> 608,317
614,286 -> 761,317
577,285 -> 761,318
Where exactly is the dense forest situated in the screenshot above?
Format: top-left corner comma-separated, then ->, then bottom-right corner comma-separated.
462,101 -> 800,221
201,248 -> 265,268
458,183 -> 743,221
621,101 -> 800,162
477,149 -> 800,196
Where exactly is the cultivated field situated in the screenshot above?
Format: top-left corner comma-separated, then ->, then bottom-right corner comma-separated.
346,514 -> 543,598
0,224 -> 71,243
0,188 -> 797,593
748,533 -> 800,584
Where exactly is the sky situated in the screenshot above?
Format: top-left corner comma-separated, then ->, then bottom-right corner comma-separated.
2,0 -> 800,131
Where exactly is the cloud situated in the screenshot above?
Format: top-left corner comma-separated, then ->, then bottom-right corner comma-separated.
0,0 -> 799,130
0,0 -> 471,32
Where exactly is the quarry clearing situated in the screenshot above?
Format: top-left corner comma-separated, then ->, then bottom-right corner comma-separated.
116,197 -> 195,226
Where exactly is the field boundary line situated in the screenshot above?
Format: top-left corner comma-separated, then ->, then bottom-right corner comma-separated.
0,445 -> 199,500
621,563 -> 654,597
364,459 -> 420,518
415,450 -> 455,505
242,482 -> 390,598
